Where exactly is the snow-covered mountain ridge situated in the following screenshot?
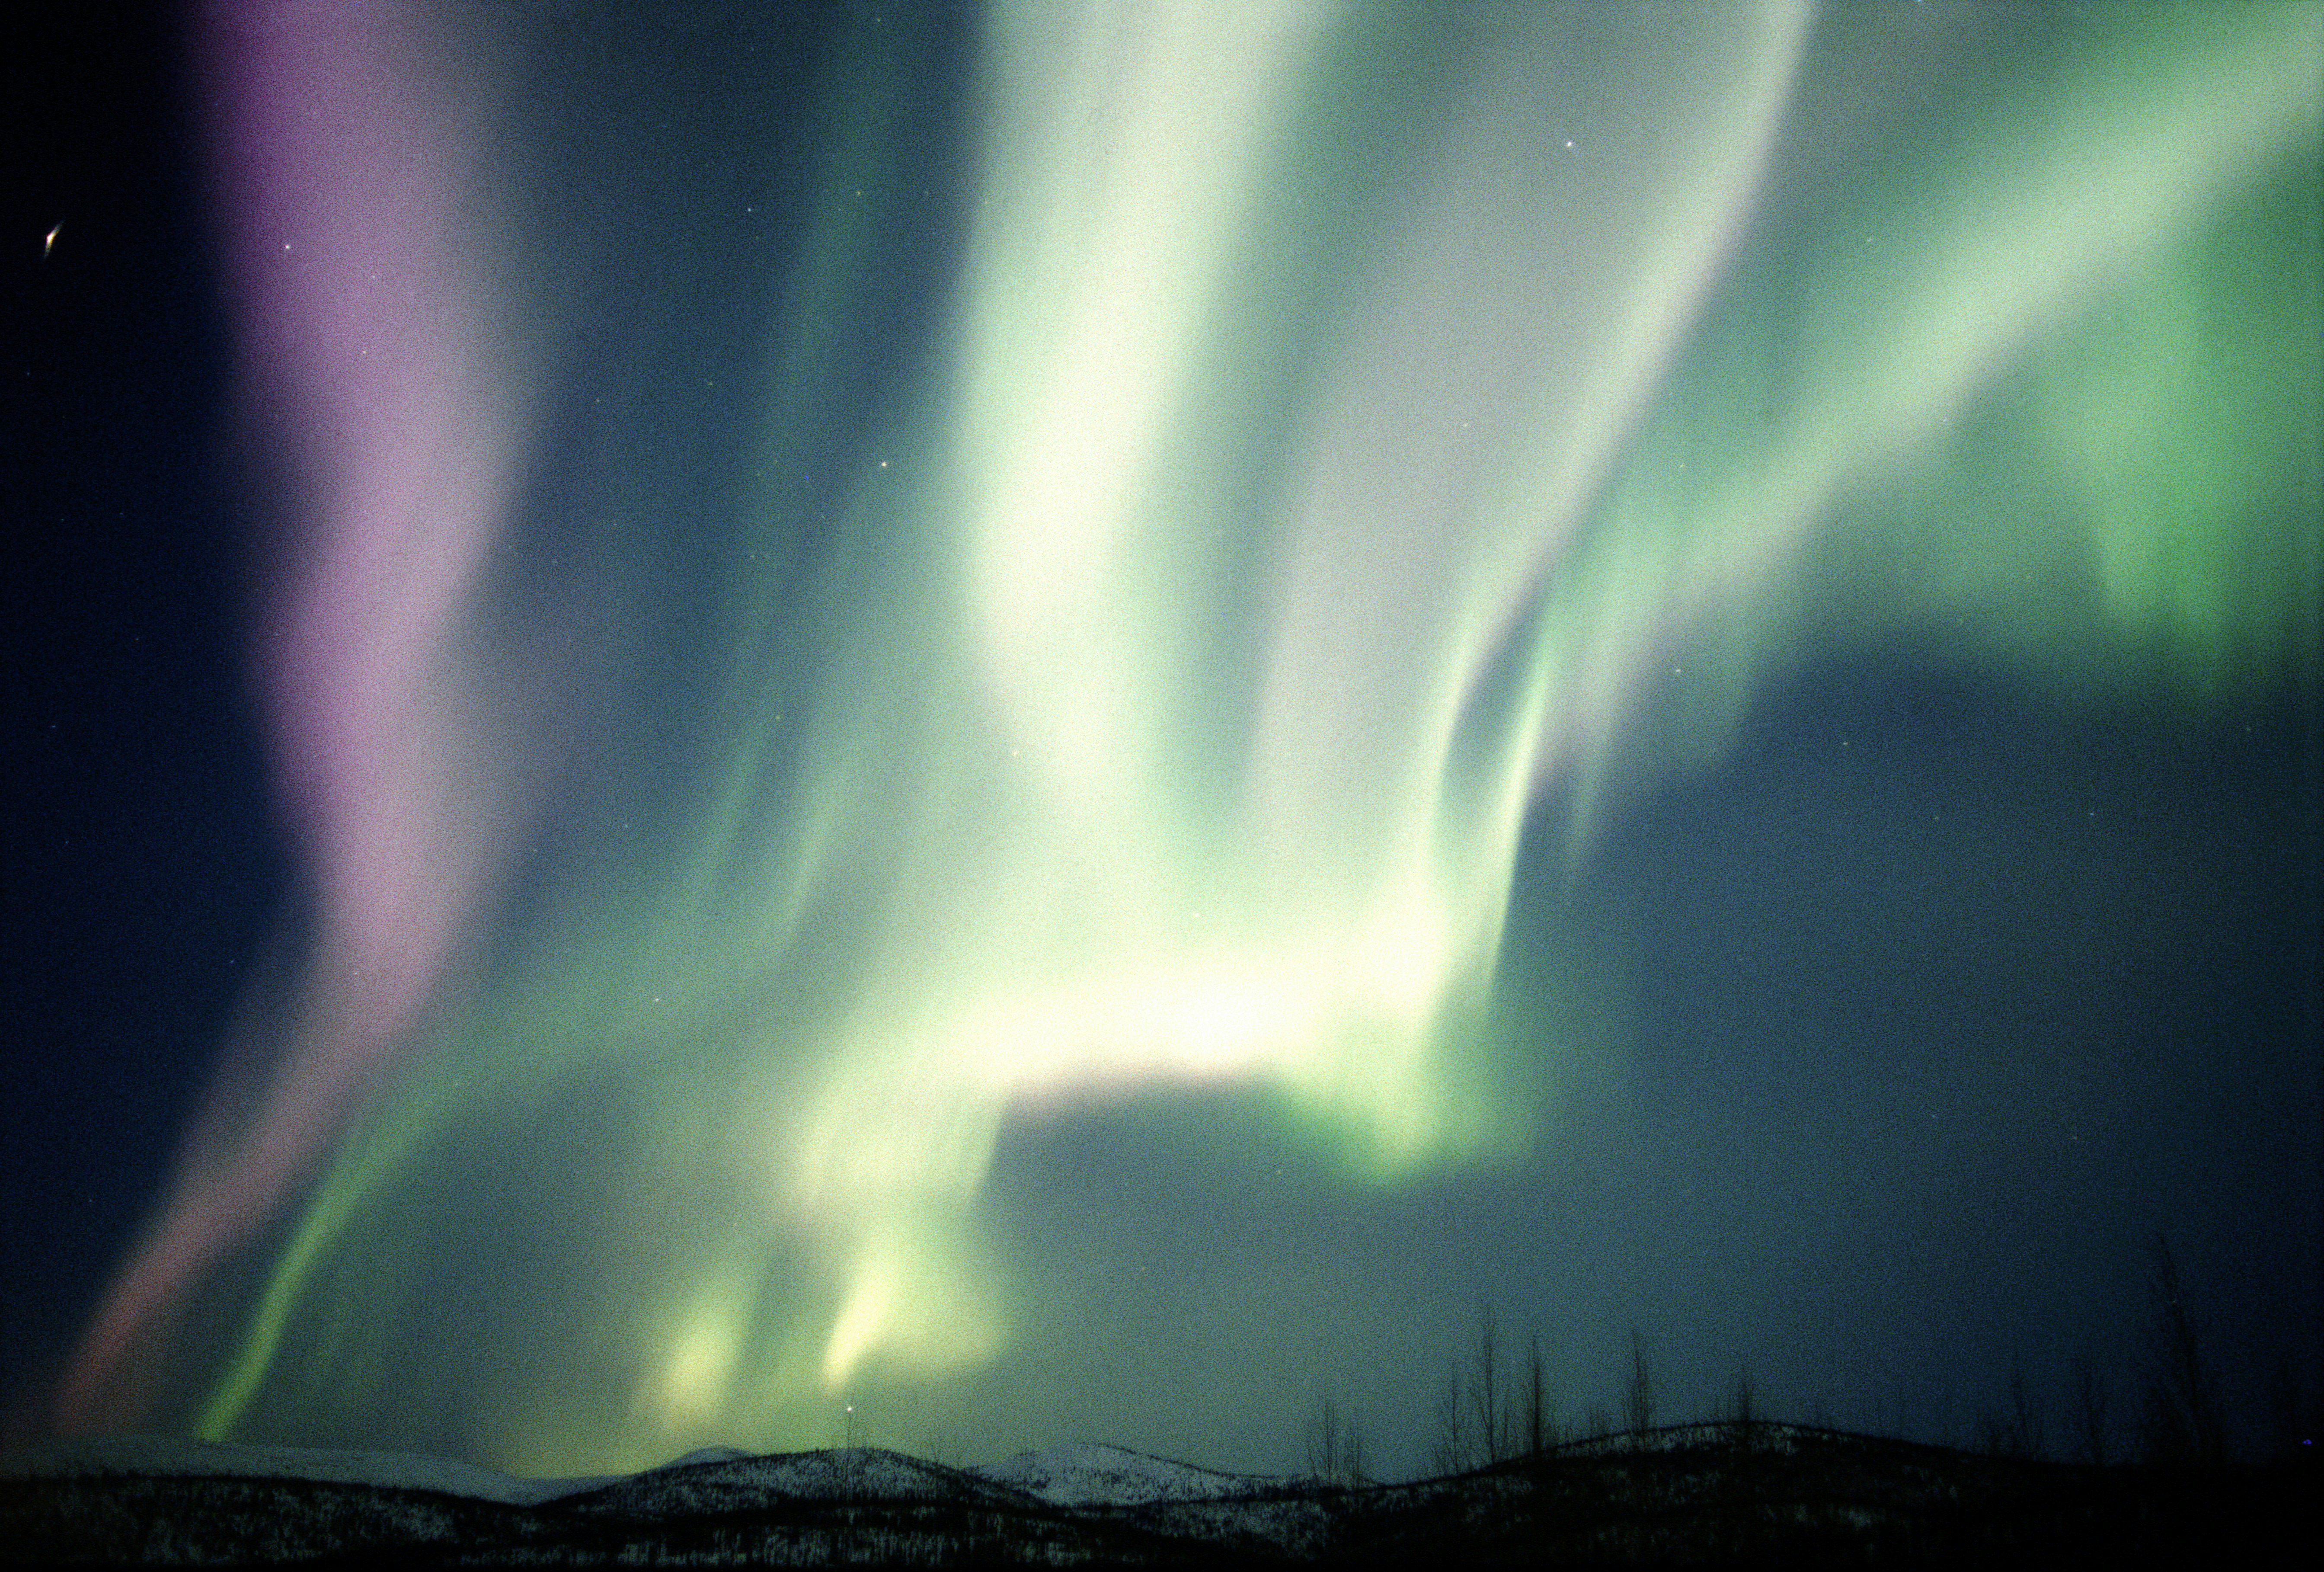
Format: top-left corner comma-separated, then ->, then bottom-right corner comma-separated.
0,1432 -> 1275,1509
3,1424 -> 2298,1566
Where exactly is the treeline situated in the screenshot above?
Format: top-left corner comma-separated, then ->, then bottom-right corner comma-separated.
1968,1233 -> 2310,1469
1304,1233 -> 2316,1483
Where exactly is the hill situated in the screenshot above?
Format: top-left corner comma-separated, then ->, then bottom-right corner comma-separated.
2,1422 -> 2306,1566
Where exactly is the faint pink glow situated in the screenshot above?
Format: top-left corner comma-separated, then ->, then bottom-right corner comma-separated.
58,1 -> 528,1429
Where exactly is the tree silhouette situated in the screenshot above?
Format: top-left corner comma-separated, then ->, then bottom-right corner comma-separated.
1471,1304 -> 1510,1463
1469,1302 -> 1506,1460
1624,1329 -> 1656,1434
2071,1355 -> 2109,1467
1432,1367 -> 1469,1476
2138,1232 -> 2224,1465
1521,1330 -> 1555,1455
1304,1396 -> 1368,1484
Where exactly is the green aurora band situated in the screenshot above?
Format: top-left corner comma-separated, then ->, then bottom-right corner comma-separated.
111,2 -> 2321,1472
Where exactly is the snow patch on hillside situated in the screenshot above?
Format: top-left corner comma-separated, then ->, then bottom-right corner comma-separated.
970,1441 -> 1278,1507
568,1446 -> 1026,1516
3,1434 -> 1301,1516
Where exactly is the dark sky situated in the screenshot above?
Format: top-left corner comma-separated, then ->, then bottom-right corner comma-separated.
4,2 -> 2318,1478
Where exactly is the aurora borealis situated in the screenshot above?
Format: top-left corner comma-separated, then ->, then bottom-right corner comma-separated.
9,1 -> 2319,1477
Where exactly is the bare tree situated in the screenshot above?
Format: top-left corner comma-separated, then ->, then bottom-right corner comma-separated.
1432,1367 -> 1469,1476
1306,1396 -> 1341,1482
1727,1364 -> 1756,1431
1974,1363 -> 2043,1461
2072,1356 -> 2109,1467
1471,1305 -> 1506,1463
1624,1329 -> 1656,1435
2139,1233 -> 2223,1465
2265,1349 -> 2304,1463
1975,1402 -> 2008,1459
2006,1361 -> 2044,1460
1522,1331 -> 1555,1456
1305,1396 -> 1369,1485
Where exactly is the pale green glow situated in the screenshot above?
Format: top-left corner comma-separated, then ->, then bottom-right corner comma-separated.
753,0 -> 1814,1399
185,1 -> 2321,1471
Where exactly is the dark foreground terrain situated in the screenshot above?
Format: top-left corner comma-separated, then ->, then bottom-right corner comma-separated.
3,1423 -> 2308,1568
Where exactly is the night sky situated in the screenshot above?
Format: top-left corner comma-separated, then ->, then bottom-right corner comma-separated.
5,2 -> 2318,1481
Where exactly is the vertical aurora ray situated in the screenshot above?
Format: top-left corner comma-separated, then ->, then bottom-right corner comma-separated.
55,0 -> 548,1433
61,1 -> 2319,1471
